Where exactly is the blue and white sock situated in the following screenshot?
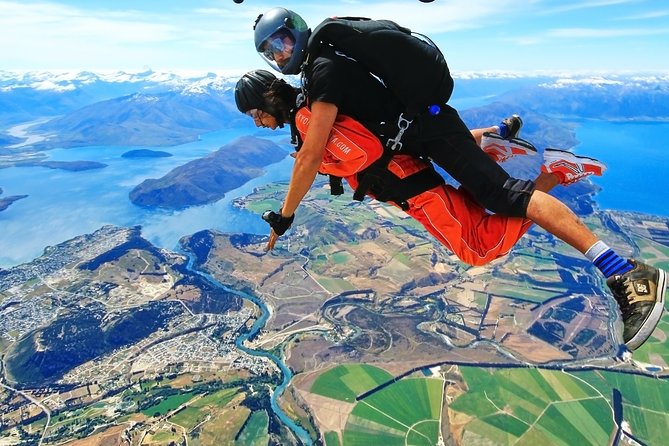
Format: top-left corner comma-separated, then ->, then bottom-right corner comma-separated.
498,122 -> 509,138
585,241 -> 633,278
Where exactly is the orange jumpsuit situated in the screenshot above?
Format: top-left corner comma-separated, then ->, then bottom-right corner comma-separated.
294,108 -> 532,267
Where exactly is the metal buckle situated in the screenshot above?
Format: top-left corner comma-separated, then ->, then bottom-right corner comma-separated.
386,113 -> 413,151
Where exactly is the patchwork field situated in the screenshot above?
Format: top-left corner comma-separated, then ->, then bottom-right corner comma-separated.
449,366 -> 669,446
308,364 -> 444,446
235,410 -> 270,446
310,364 -> 394,403
342,378 -> 443,446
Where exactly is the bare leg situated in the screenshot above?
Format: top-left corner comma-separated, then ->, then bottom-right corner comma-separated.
470,126 -> 498,146
534,171 -> 559,193
526,190 -> 599,254
474,123 -> 597,253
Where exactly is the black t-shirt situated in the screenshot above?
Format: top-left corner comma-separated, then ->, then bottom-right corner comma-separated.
304,45 -> 403,133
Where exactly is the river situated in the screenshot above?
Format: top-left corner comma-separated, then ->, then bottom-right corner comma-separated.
185,253 -> 313,445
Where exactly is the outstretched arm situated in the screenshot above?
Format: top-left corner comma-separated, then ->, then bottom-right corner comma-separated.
267,100 -> 338,250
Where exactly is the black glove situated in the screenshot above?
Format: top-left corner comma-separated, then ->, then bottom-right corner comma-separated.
262,210 -> 295,236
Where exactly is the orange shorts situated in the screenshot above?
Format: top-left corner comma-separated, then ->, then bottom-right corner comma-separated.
347,154 -> 532,266
406,184 -> 531,266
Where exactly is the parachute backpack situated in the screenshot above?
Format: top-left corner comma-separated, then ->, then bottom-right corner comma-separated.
304,16 -> 454,150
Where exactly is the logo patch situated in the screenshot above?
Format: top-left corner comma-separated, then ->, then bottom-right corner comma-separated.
634,279 -> 651,295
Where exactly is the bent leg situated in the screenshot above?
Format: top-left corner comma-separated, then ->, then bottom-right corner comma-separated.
526,191 -> 598,254
418,110 -> 534,217
404,170 -> 564,266
406,184 -> 532,266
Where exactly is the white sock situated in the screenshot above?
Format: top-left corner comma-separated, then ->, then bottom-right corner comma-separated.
585,240 -> 610,262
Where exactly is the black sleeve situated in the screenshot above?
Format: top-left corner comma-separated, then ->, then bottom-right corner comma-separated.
307,50 -> 347,108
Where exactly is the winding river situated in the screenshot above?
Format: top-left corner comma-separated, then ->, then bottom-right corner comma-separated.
185,254 -> 313,446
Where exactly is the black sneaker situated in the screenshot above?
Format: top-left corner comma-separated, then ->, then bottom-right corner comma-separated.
501,114 -> 523,140
606,260 -> 667,350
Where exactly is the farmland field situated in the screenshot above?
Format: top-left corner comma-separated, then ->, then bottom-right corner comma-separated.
235,410 -> 269,446
342,377 -> 443,446
169,388 -> 239,430
141,392 -> 196,417
310,364 -> 393,402
450,366 -> 669,446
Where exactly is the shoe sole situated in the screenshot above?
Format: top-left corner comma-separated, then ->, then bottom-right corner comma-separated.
626,268 -> 667,350
544,149 -> 607,171
482,133 -> 537,160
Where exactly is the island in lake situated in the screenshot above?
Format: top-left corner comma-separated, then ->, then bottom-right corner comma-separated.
26,160 -> 108,171
122,149 -> 173,159
0,194 -> 28,212
129,136 -> 287,210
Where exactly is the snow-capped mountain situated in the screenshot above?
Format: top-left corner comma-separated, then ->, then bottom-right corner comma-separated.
0,70 -> 249,149
494,75 -> 669,120
2,69 -> 669,152
0,69 -> 244,128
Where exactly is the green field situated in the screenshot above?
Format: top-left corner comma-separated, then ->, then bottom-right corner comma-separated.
141,392 -> 196,417
310,364 -> 393,402
632,313 -> 669,366
331,251 -> 353,265
169,388 -> 239,430
316,277 -> 356,293
235,410 -> 269,446
450,366 -> 669,446
324,431 -> 341,446
342,377 -> 443,446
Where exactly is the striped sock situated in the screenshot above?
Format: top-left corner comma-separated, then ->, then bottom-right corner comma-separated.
586,241 -> 633,278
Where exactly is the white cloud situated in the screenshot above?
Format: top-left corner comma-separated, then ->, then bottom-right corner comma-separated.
547,27 -> 669,38
270,0 -> 518,34
0,2 -> 177,44
616,9 -> 669,20
0,1 -> 257,69
538,0 -> 639,15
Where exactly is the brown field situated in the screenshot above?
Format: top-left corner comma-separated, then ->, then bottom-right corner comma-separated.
63,424 -> 129,446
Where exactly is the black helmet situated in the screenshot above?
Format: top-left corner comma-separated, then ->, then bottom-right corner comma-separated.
234,69 -> 277,113
254,7 -> 309,75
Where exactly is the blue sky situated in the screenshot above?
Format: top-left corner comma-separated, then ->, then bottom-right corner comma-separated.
1,0 -> 668,75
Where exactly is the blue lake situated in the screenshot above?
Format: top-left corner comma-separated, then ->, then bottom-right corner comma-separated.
0,126 -> 294,267
0,119 -> 668,268
571,119 -> 669,217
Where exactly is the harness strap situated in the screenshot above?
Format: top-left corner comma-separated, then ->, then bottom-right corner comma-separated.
352,151 -> 393,202
354,158 -> 445,210
329,175 -> 345,196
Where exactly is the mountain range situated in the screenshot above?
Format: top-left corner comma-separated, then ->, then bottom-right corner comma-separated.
2,71 -> 669,154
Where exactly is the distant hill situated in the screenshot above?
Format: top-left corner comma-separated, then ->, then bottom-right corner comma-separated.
129,136 -> 288,210
3,71 -> 668,152
0,195 -> 28,212
0,70 -> 238,127
31,87 -> 244,149
21,160 -> 107,171
494,77 -> 669,120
